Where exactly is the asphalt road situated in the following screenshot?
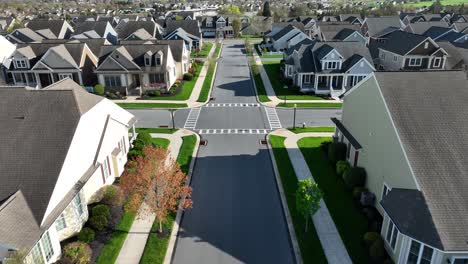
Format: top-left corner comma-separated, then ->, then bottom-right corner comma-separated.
172,40 -> 295,264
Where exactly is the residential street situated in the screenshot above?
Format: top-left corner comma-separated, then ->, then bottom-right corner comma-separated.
129,40 -> 341,263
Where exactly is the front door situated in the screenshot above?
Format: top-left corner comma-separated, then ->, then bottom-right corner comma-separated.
39,73 -> 52,88
133,74 -> 140,87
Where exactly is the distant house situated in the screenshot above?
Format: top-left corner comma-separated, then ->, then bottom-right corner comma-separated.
115,21 -> 162,41
71,21 -> 118,44
422,13 -> 452,23
437,42 -> 468,76
0,17 -> 16,35
283,40 -> 374,94
339,14 -> 363,25
374,31 -> 448,71
240,16 -> 272,36
162,19 -> 202,49
452,22 -> 468,34
360,16 -> 404,40
164,28 -> 201,51
333,70 -> 468,264
7,42 -> 98,88
95,44 -> 178,95
197,15 -> 236,39
403,21 -> 451,35
270,24 -> 310,51
0,78 -> 135,264
276,16 -> 317,37
317,22 -> 365,43
25,19 -> 74,39
6,28 -> 47,43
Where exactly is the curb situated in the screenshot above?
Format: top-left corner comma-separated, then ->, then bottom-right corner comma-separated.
266,134 -> 303,264
163,130 -> 200,264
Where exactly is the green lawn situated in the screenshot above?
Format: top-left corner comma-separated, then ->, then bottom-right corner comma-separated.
95,212 -> 137,264
151,138 -> 170,150
117,103 -> 188,109
402,0 -> 466,7
297,137 -> 369,263
262,54 -> 283,59
191,43 -> 213,58
262,61 -> 325,100
139,134 -> 197,263
288,127 -> 335,133
197,61 -> 216,102
250,58 -> 270,102
215,43 -> 222,58
135,128 -> 178,134
277,103 -> 343,108
269,136 -> 327,264
145,63 -> 203,101
139,214 -> 175,264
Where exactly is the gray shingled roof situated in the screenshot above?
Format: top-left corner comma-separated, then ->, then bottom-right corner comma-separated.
73,21 -> 110,37
379,30 -> 429,55
375,71 -> 468,251
318,23 -> 360,41
271,24 -> 297,41
407,21 -> 450,35
115,21 -> 157,40
26,20 -> 67,38
0,79 -> 103,250
437,41 -> 468,70
164,19 -> 201,38
364,16 -> 402,37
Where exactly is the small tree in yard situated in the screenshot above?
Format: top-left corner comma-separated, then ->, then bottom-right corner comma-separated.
120,146 -> 192,234
296,179 -> 323,232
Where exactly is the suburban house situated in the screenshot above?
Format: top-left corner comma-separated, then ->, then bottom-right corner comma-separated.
403,21 -> 451,36
162,19 -> 202,50
332,70 -> 468,264
95,43 -> 177,95
361,16 -> 404,40
115,21 -> 162,41
339,14 -> 363,25
283,40 -> 374,94
6,42 -> 98,88
450,14 -> 468,23
437,42 -> 468,76
0,78 -> 135,264
316,22 -> 365,43
270,24 -> 310,51
373,31 -> 448,71
6,28 -> 47,43
422,13 -> 452,23
197,15 -> 236,39
25,19 -> 74,39
452,22 -> 468,34
71,21 -> 118,44
400,13 -> 424,25
276,17 -> 316,37
240,16 -> 272,36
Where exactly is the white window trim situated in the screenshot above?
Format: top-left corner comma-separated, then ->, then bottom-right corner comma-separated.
41,231 -> 54,262
382,183 -> 391,200
58,73 -> 73,80
103,157 -> 110,179
73,193 -> 84,216
385,219 -> 399,252
145,57 -> 151,66
15,58 -> 28,69
407,239 -> 435,264
55,213 -> 67,231
409,58 -> 422,66
433,57 -> 442,68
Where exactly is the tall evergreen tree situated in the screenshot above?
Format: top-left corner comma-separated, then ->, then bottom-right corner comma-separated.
263,1 -> 272,17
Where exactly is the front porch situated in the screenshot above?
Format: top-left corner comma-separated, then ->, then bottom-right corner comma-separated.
297,73 -> 368,94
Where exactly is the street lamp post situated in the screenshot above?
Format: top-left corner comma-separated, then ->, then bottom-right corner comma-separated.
283,85 -> 288,105
293,104 -> 297,129
169,109 -> 176,130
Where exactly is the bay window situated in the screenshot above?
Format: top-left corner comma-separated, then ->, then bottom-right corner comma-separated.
407,240 -> 434,264
104,75 -> 122,87
41,232 -> 54,262
385,219 -> 398,251
73,194 -> 84,216
55,213 -> 67,231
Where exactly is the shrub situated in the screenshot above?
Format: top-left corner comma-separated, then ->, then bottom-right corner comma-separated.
62,242 -> 92,264
133,132 -> 152,151
77,227 -> 95,243
336,160 -> 350,176
343,167 -> 367,189
93,84 -> 104,95
90,215 -> 108,231
327,142 -> 347,164
183,73 -> 194,81
352,186 -> 368,200
102,185 -> 124,207
92,204 -> 110,219
152,90 -> 161,97
369,238 -> 385,260
363,232 -> 380,247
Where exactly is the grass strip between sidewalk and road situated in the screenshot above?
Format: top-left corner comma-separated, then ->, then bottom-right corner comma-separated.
197,61 -> 216,102
297,137 -> 369,263
277,103 -> 343,108
249,58 -> 270,103
214,43 -> 222,58
269,135 -> 327,264
139,134 -> 198,264
135,128 -> 178,134
288,127 -> 335,133
95,212 -> 137,264
117,103 -> 188,109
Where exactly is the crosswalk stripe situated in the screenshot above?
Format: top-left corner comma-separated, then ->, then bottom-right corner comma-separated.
196,129 -> 270,135
184,108 -> 201,129
265,107 -> 282,130
204,103 -> 261,108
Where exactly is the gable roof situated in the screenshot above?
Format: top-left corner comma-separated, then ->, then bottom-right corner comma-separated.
115,21 -> 157,40
318,23 -> 361,41
0,79 -> 103,249
375,71 -> 468,251
379,30 -> 431,55
26,20 -> 67,38
422,26 -> 453,39
437,41 -> 468,69
73,21 -> 110,37
164,19 -> 201,38
271,24 -> 298,41
97,44 -> 171,71
8,28 -> 45,43
364,16 -> 403,37
407,21 -> 450,35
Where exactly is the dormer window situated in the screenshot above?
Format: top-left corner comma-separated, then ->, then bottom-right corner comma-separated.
15,58 -> 27,69
155,51 -> 163,65
323,60 -> 340,70
145,57 -> 151,66
424,42 -> 429,49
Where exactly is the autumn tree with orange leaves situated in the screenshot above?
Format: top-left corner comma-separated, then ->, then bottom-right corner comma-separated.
120,145 -> 192,233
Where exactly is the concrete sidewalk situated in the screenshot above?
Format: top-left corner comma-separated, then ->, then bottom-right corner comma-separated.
113,44 -> 219,108
252,52 -> 341,107
115,129 -> 192,264
270,129 -> 352,264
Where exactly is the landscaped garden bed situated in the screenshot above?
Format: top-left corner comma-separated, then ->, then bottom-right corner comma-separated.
297,137 -> 390,263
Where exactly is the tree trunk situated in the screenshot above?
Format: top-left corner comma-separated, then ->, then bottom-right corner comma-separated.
305,216 -> 308,232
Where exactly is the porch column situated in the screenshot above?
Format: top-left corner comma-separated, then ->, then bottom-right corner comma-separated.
35,73 -> 40,88
314,75 -> 318,90
25,73 -> 29,87
343,75 -> 347,90
49,73 -> 54,85
329,75 -> 333,89
78,72 -> 83,85
11,72 -> 16,85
